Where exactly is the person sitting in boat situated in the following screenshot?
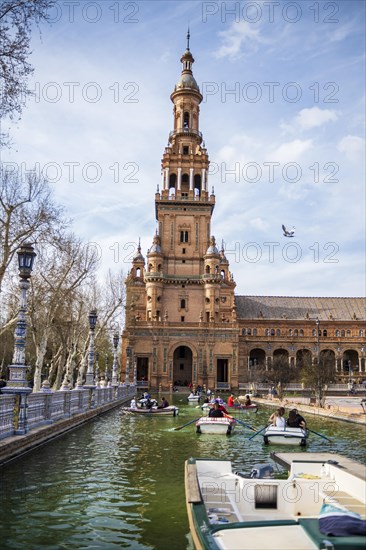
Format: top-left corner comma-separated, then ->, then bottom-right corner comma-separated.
157,397 -> 169,409
244,394 -> 252,406
216,395 -> 224,405
227,393 -> 235,407
269,406 -> 286,428
208,402 -> 224,418
287,408 -> 306,428
216,399 -> 228,415
130,397 -> 136,409
145,397 -> 153,409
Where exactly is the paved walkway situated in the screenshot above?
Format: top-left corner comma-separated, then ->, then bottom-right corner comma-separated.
256,395 -> 366,425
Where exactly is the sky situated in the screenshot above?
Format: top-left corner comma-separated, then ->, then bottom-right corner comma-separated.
2,0 -> 365,297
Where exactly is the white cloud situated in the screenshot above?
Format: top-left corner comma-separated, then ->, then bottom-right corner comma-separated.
295,107 -> 338,130
281,107 -> 338,134
268,139 -> 313,164
215,21 -> 265,59
338,135 -> 366,160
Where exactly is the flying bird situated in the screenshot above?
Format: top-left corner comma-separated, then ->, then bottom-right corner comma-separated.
282,224 -> 295,237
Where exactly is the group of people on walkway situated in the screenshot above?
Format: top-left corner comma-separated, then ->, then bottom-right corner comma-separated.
269,407 -> 306,429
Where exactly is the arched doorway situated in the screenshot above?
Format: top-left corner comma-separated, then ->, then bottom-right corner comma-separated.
296,349 -> 312,368
173,345 -> 192,386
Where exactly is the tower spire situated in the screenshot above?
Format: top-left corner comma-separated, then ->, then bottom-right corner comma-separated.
186,27 -> 190,51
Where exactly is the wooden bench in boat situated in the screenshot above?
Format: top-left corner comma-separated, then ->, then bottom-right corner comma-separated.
320,489 -> 366,518
200,481 -> 243,523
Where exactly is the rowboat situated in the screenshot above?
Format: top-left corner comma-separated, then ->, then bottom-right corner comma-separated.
185,456 -> 366,550
123,405 -> 179,416
196,416 -> 236,435
263,425 -> 308,446
187,393 -> 201,402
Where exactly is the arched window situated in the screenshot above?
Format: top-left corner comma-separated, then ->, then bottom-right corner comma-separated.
294,329 -> 298,337
335,330 -> 340,337
180,299 -> 186,309
276,329 -> 281,336
265,329 -> 270,336
205,265 -> 210,274
183,112 -> 189,129
289,329 -> 293,336
323,329 -> 327,337
157,264 -> 162,271
220,269 -> 225,279
242,329 -> 246,336
181,173 -> 189,193
299,329 -> 304,336
346,330 -> 351,337
341,330 -> 345,337
169,173 -> 177,188
247,328 -> 252,336
148,263 -> 153,272
136,268 -> 141,277
270,329 -> 275,336
194,174 -> 201,195
360,330 -> 364,337
253,328 -> 257,336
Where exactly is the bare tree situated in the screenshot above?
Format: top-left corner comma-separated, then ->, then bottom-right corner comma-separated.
28,234 -> 99,391
0,168 -> 67,296
300,350 -> 335,407
266,355 -> 297,400
0,0 -> 55,145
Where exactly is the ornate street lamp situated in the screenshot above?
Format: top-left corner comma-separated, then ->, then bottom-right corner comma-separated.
111,332 -> 119,387
2,243 -> 36,434
84,309 -> 97,387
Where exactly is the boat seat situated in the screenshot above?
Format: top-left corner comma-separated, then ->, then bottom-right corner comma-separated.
298,518 -> 366,550
320,490 -> 366,519
201,484 -> 243,522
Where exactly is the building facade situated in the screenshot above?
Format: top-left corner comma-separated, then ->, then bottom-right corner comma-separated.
121,42 -> 366,391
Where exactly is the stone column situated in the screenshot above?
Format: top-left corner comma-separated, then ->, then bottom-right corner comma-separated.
177,167 -> 182,190
189,168 -> 194,191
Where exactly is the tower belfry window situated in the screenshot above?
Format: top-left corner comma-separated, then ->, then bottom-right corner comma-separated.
183,146 -> 189,155
183,112 -> 189,129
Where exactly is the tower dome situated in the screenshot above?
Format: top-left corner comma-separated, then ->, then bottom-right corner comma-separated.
205,236 -> 219,256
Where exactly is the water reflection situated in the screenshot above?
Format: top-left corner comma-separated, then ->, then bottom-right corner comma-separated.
0,396 -> 365,550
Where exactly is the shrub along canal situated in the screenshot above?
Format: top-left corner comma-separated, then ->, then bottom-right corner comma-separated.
0,394 -> 365,550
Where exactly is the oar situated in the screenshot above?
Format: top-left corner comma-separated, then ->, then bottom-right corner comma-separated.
307,428 -> 332,442
224,414 -> 256,432
174,417 -> 201,431
247,425 -> 268,440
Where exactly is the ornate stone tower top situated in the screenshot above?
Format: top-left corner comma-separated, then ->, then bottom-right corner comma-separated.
157,33 -> 212,207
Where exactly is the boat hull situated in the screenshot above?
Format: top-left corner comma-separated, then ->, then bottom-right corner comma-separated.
263,426 -> 308,446
196,417 -> 235,435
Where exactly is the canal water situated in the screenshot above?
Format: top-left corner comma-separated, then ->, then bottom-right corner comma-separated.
0,395 -> 365,550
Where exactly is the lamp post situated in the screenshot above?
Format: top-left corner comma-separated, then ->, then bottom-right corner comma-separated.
111,332 -> 119,387
3,243 -> 36,434
84,309 -> 97,387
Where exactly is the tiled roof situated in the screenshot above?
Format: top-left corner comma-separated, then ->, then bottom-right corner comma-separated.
235,296 -> 366,321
